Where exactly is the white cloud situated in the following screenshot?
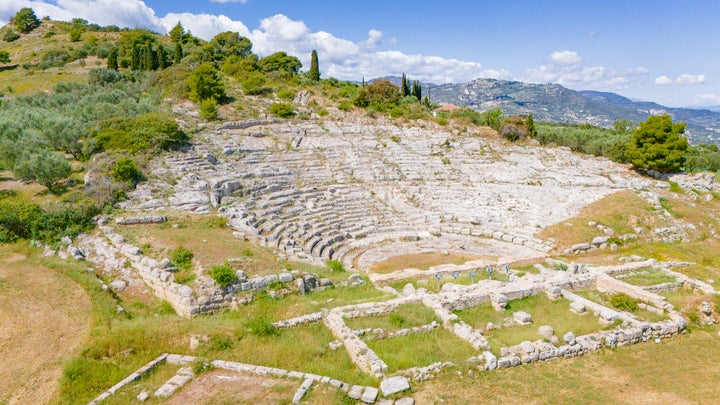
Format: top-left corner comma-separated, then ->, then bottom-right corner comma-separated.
550,50 -> 582,65
524,52 -> 648,91
692,94 -> 720,106
655,75 -> 673,86
0,1 -> 511,84
160,12 -> 251,40
0,0 -> 165,32
158,11 -> 505,83
654,73 -> 705,86
676,73 -> 705,85
360,29 -> 383,49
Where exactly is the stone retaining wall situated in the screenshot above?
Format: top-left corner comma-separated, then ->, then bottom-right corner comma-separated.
215,119 -> 274,131
595,273 -> 672,310
88,353 -> 168,404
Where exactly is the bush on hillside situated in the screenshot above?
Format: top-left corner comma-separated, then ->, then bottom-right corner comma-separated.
626,114 -> 688,173
269,103 -> 295,118
94,112 -> 187,153
0,197 -> 99,244
112,158 -> 142,184
170,246 -> 194,271
209,264 -> 236,287
199,97 -> 218,120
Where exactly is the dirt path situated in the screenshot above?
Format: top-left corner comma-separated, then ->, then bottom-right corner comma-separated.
0,251 -> 91,404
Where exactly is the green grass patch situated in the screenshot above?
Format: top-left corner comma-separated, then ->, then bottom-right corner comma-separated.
103,362 -> 180,405
575,290 -> 667,323
367,328 -> 476,372
242,282 -> 390,321
345,303 -> 439,332
455,295 -> 605,354
387,271 -> 510,294
616,267 -> 676,286
618,240 -> 720,284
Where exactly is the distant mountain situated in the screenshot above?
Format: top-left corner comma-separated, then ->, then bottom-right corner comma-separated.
428,78 -> 720,145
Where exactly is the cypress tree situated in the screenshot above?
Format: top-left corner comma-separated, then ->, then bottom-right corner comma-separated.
308,49 -> 320,81
156,46 -> 166,69
130,44 -> 140,70
411,80 -> 422,101
144,45 -> 154,70
525,114 -> 536,137
401,73 -> 410,97
174,42 -> 183,64
107,47 -> 118,71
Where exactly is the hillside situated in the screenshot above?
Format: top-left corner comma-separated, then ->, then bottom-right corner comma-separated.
430,78 -> 720,145
2,12 -> 720,405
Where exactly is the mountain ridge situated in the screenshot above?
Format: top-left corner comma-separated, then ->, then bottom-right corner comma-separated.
426,78 -> 720,144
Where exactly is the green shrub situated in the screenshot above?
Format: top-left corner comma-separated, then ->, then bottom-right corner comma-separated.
88,68 -> 122,85
69,28 -> 82,42
112,158 -> 142,183
240,71 -> 268,95
199,97 -> 218,120
3,30 -> 20,42
338,100 -> 353,111
209,264 -> 236,287
170,245 -> 194,270
191,359 -> 212,374
269,102 -> 295,118
207,335 -> 234,351
188,63 -> 225,102
317,109 -> 329,116
245,315 -> 279,337
94,112 -> 187,153
277,89 -> 295,100
610,293 -> 638,312
326,260 -> 344,272
0,197 -> 99,245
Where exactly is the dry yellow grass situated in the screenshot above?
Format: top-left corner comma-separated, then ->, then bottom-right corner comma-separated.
370,251 -> 485,274
115,214 -> 285,277
0,244 -> 91,404
538,190 -> 660,250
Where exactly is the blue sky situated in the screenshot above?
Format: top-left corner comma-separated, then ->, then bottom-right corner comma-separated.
1,0 -> 718,107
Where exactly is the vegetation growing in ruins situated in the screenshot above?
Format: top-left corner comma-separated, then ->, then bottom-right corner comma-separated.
3,8 -> 720,405
209,264 -> 236,287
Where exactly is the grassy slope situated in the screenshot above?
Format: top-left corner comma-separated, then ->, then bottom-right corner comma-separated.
0,20 -> 118,96
3,18 -> 720,405
0,243 -> 91,405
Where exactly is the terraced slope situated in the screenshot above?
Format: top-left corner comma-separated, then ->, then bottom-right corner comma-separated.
120,118 -> 654,269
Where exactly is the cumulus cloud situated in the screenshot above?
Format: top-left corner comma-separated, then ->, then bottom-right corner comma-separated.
158,11 -> 507,83
550,50 -> 582,65
655,73 -> 705,86
655,75 -> 673,86
523,51 -> 648,91
676,73 -> 705,85
160,12 -> 251,39
0,1 -> 509,84
0,0 -> 165,32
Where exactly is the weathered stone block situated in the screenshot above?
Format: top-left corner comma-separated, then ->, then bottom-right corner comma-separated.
380,376 -> 410,396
